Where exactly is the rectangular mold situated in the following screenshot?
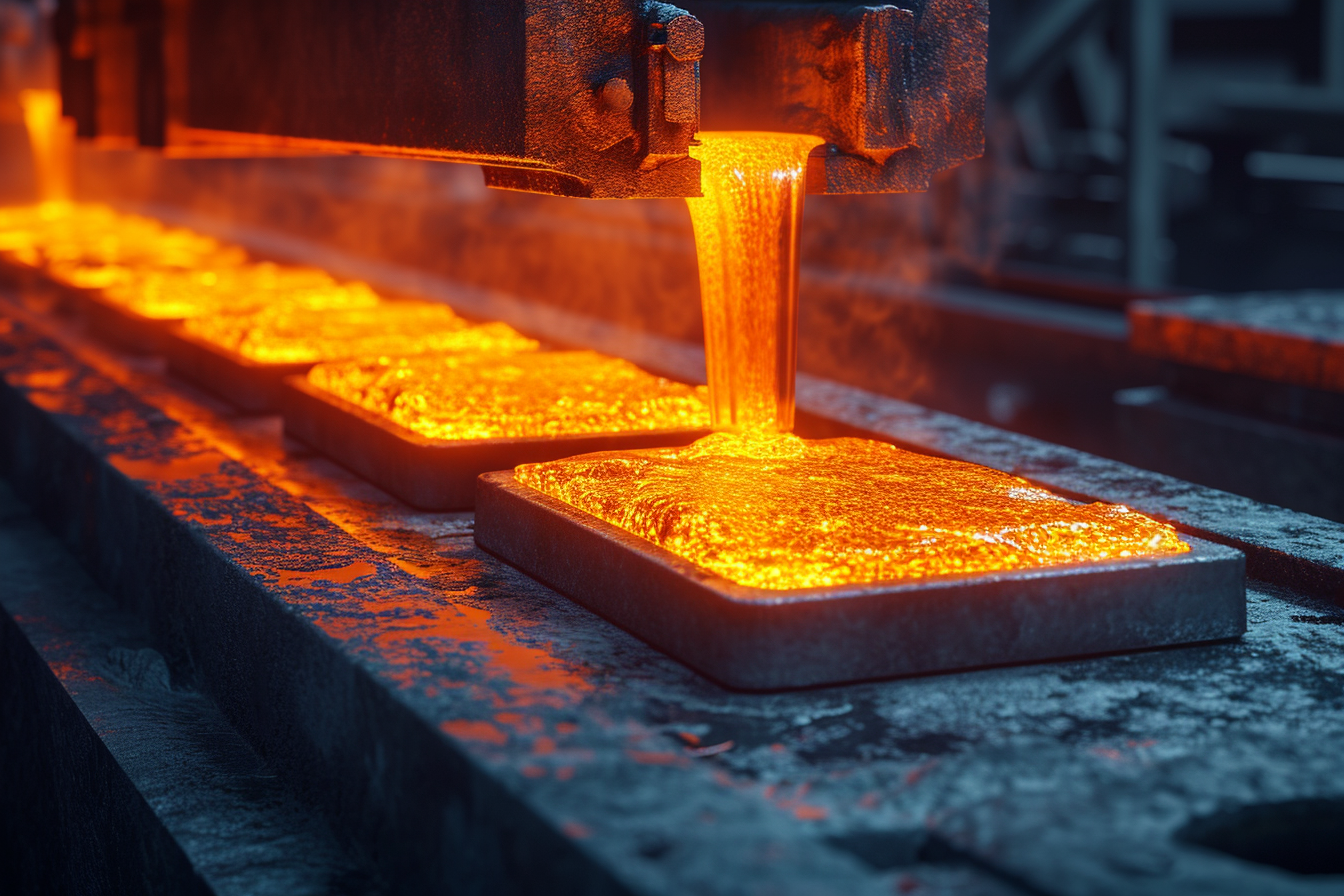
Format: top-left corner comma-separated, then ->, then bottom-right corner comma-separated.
162,325 -> 309,412
475,470 -> 1247,690
0,258 -> 47,295
74,288 -> 175,355
280,375 -> 712,511
0,261 -> 125,331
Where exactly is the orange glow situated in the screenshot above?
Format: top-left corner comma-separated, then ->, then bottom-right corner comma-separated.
182,301 -> 538,364
0,202 -> 246,280
19,89 -> 73,203
308,351 -> 711,440
96,263 -> 378,320
517,431 -> 1189,591
686,133 -> 822,432
0,202 -> 382,321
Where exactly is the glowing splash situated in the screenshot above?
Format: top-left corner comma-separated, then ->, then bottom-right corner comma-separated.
19,89 -> 73,203
183,301 -> 540,364
686,132 -> 822,432
308,351 -> 711,440
517,431 -> 1190,591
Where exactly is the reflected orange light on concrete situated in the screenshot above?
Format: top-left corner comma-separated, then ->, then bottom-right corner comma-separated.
518,431 -> 1189,591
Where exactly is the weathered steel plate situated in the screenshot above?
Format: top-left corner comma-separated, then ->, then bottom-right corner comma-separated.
280,375 -> 711,511
1130,292 -> 1344,393
475,470 -> 1247,690
162,325 -> 309,412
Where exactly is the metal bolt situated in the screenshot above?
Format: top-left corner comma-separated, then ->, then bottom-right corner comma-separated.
665,15 -> 704,62
600,78 -> 634,112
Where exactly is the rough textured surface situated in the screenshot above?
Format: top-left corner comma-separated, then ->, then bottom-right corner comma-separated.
5,295 -> 1344,893
280,374 -> 709,511
514,432 -> 1193,590
1130,292 -> 1344,392
1114,387 -> 1344,524
0,484 -> 383,896
790,375 -> 1344,603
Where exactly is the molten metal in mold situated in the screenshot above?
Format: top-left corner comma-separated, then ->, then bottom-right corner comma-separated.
308,351 -> 710,441
516,431 -> 1189,591
0,202 -> 245,276
96,263 -> 379,320
686,132 -> 822,432
182,301 -> 539,364
0,202 -> 379,320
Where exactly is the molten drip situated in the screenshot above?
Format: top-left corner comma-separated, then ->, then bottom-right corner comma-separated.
686,132 -> 822,432
182,302 -> 540,364
308,351 -> 711,440
19,89 -> 73,203
517,431 -> 1190,591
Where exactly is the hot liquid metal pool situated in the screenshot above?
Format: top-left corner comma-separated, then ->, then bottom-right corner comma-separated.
280,352 -> 713,510
0,202 -> 382,353
180,302 -> 538,365
516,431 -> 1189,591
166,301 -> 542,412
307,351 -> 710,440
0,202 -> 247,289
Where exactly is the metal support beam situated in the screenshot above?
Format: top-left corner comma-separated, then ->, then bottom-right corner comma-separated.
1126,0 -> 1168,289
999,0 -> 1110,103
1325,0 -> 1344,99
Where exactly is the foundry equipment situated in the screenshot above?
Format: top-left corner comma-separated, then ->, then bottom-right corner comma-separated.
53,0 -> 987,198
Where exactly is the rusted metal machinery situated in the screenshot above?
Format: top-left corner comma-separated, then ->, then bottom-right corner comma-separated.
54,0 -> 987,197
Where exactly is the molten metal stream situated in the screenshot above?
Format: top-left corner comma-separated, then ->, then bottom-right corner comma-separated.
19,89 -> 72,203
521,133 -> 1188,590
686,133 -> 822,432
518,432 -> 1189,591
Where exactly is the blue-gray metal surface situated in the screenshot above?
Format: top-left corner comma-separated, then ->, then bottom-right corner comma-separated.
0,483 -> 384,896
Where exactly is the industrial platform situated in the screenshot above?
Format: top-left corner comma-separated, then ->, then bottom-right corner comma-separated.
5,290 -> 1344,894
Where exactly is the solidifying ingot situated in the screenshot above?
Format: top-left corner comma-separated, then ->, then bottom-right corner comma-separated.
308,350 -> 711,441
182,301 -> 540,364
517,431 -> 1190,592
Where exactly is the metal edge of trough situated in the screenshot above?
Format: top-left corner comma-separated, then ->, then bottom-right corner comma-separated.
160,324 -> 310,413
